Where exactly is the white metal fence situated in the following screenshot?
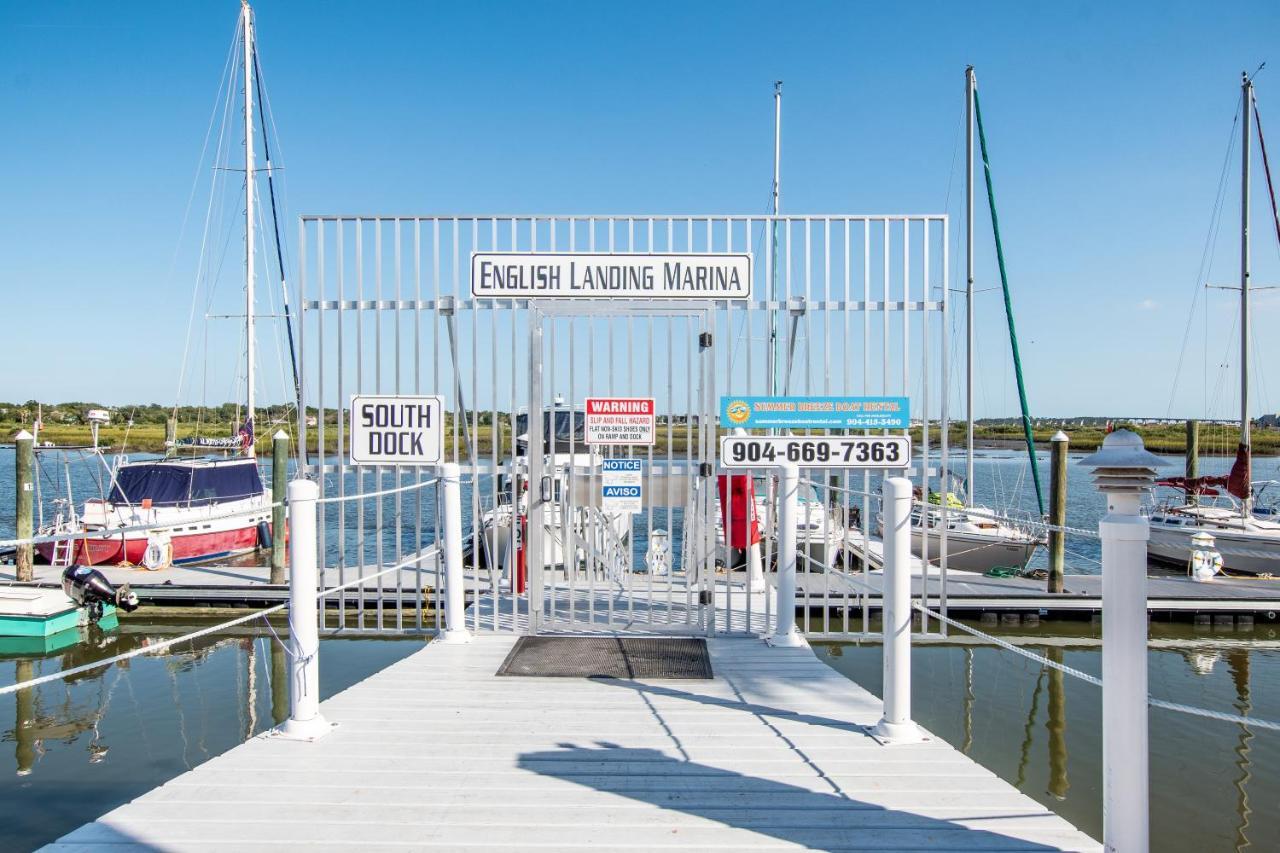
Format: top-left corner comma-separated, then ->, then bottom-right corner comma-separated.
297,214 -> 951,636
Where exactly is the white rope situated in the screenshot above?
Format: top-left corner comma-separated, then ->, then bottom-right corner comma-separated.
0,602 -> 286,698
913,601 -> 1280,733
0,547 -> 440,698
0,475 -> 442,549
315,475 -> 439,505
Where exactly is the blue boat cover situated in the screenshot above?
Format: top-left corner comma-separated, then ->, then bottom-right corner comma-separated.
109,460 -> 263,507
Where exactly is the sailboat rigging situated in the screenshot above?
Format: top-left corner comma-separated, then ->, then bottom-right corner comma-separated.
1149,72 -> 1280,575
35,2 -> 287,569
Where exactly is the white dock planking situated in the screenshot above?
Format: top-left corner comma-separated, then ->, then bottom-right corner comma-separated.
43,635 -> 1100,851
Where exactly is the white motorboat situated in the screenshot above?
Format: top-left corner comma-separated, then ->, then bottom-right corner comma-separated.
470,403 -> 632,583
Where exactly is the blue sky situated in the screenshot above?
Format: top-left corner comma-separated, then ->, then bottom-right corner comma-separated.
2,1 -> 1279,419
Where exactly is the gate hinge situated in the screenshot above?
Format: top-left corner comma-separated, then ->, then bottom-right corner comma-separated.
698,331 -> 713,349
699,462 -> 714,478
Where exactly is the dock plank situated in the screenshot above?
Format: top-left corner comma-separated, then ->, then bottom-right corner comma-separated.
43,634 -> 1099,852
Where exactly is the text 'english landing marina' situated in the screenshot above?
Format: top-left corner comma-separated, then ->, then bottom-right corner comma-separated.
470,252 -> 753,298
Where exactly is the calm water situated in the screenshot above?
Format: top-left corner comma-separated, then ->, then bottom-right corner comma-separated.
6,445 -> 1278,575
0,619 -> 423,852
816,623 -> 1280,852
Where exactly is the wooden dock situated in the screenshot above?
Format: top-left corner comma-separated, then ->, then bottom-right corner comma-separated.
41,633 -> 1100,851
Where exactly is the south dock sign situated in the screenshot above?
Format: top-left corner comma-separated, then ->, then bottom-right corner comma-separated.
471,252 -> 752,299
349,395 -> 445,465
720,395 -> 909,430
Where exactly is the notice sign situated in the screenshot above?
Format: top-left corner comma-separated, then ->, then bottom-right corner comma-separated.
602,459 -> 643,513
585,397 -> 656,445
471,252 -> 752,299
349,395 -> 445,465
720,396 -> 910,430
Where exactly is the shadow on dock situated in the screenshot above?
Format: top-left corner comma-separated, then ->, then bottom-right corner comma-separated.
516,742 -> 1068,849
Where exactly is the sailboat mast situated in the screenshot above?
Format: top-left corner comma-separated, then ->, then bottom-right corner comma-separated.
965,66 -> 976,495
769,81 -> 782,398
1240,73 -> 1252,453
243,0 -> 257,458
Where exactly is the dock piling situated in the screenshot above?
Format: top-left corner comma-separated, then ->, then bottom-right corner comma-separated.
275,478 -> 331,741
15,430 -> 34,582
1186,419 -> 1199,481
873,476 -> 923,743
270,430 -> 288,584
767,463 -> 804,647
440,462 -> 471,644
1048,431 -> 1068,593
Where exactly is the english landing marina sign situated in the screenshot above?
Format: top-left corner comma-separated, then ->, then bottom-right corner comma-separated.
470,252 -> 752,299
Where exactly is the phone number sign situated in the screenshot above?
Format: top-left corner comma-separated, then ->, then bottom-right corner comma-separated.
719,436 -> 910,469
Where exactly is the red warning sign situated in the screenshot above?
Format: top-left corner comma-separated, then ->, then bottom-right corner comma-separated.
584,397 -> 656,446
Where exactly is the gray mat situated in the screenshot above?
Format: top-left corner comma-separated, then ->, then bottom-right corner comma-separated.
496,636 -> 713,679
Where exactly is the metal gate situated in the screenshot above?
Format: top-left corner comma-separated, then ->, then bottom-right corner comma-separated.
523,302 -> 722,634
298,214 -> 950,637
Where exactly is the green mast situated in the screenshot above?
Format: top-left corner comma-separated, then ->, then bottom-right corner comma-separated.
972,82 -> 1045,516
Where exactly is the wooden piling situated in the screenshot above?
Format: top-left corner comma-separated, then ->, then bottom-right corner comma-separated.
271,430 -> 288,584
1048,431 -> 1068,593
1185,419 -> 1199,481
15,430 -> 34,582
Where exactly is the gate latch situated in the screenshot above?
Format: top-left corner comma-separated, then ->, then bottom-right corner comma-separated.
698,331 -> 713,349
699,462 -> 714,478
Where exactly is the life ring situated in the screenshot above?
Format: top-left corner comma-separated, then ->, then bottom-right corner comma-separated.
143,533 -> 172,571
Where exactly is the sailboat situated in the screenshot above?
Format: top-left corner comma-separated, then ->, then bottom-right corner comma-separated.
1148,73 -> 1280,575
890,67 -> 1043,575
35,2 -> 279,569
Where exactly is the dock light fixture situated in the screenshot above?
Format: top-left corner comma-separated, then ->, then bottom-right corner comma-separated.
1077,428 -> 1166,853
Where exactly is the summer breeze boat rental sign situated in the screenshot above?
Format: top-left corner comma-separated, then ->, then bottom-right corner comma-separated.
470,253 -> 752,299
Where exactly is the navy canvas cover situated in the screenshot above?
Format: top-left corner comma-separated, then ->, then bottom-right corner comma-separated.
109,460 -> 264,507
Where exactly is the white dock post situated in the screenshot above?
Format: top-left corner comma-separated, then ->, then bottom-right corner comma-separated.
440,462 -> 471,644
768,462 -> 804,647
1079,429 -> 1164,853
874,476 -> 923,743
277,478 -> 332,741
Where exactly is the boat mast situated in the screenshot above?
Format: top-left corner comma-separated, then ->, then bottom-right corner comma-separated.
1240,72 -> 1253,514
769,81 -> 782,398
243,0 -> 257,458
965,66 -> 975,497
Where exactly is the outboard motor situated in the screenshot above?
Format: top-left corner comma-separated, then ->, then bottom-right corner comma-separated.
61,565 -> 140,623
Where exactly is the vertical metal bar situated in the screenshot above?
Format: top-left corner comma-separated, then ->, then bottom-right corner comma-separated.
921,219 -> 931,633
940,217 -> 950,633
375,219 -> 385,630
335,221 -> 347,628
394,219 -> 404,631
414,219 -> 424,629
316,220 -> 328,628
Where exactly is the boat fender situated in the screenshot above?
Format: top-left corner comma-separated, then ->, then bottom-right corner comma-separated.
142,533 -> 172,571
257,520 -> 273,550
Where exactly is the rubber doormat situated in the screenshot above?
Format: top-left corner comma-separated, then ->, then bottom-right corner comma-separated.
496,637 -> 713,679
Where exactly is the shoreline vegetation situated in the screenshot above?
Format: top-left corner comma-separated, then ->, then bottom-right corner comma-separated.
2,403 -> 1276,457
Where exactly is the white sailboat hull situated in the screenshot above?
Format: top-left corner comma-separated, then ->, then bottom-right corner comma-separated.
1148,525 -> 1280,575
910,528 -> 1039,573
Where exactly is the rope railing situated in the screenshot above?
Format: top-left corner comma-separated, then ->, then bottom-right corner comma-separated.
0,474 -> 442,550
809,557 -> 1280,734
0,547 -> 438,698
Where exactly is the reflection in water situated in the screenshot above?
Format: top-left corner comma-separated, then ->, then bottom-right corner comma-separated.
1015,662 -> 1046,788
1227,649 -> 1252,852
962,647 -> 974,754
1046,647 -> 1069,801
815,628 -> 1280,853
0,620 -> 422,852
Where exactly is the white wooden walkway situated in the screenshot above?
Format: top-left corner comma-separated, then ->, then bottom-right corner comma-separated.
43,635 -> 1099,851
